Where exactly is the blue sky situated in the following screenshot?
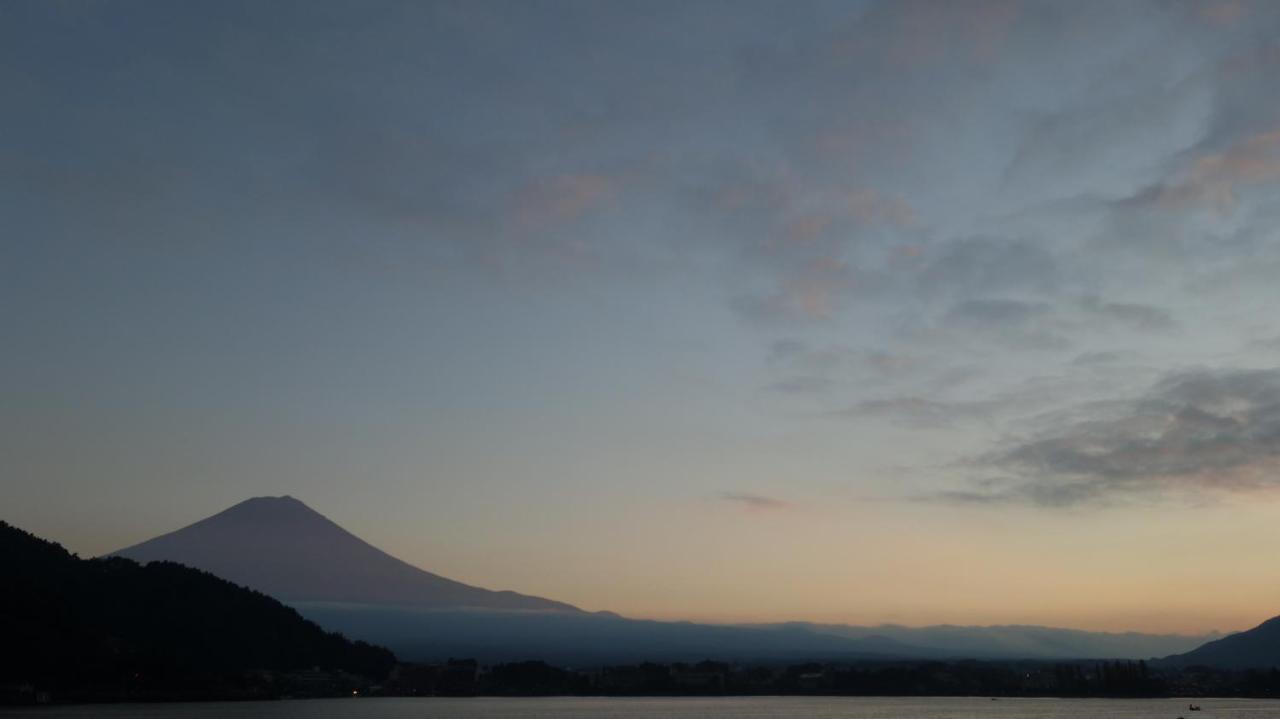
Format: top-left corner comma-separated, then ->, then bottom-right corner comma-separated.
6,0 -> 1280,632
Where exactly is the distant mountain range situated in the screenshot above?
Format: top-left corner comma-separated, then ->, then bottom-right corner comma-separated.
750,622 -> 1217,662
110,496 -> 1225,664
1,519 -> 394,702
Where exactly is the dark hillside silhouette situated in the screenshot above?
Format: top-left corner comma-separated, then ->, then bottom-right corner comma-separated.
1161,616 -> 1280,670
1,520 -> 394,702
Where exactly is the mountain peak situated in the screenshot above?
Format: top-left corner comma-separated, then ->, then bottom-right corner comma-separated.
228,494 -> 311,510
217,495 -> 318,518
246,494 -> 301,504
111,497 -> 580,614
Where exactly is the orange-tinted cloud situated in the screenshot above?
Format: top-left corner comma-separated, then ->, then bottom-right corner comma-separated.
840,0 -> 1021,67
1139,127 -> 1280,214
734,256 -> 863,324
1198,0 -> 1247,27
514,173 -> 615,230
848,189 -> 920,229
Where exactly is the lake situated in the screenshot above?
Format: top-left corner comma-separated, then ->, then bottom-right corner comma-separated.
3,697 -> 1278,718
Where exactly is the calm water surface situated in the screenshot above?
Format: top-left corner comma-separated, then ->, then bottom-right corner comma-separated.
5,697 -> 1280,718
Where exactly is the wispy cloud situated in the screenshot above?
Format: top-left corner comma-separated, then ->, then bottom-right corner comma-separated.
839,396 -> 995,428
720,492 -> 793,511
766,376 -> 837,394
932,368 -> 1280,507
1078,297 -> 1177,333
514,174 -> 615,230
941,299 -> 1071,351
1072,351 -> 1128,366
732,257 -> 871,325
1123,126 -> 1280,215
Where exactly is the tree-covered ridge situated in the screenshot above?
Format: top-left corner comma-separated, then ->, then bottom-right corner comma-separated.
1,520 -> 395,701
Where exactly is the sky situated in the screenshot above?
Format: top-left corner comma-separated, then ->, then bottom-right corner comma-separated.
5,0 -> 1280,635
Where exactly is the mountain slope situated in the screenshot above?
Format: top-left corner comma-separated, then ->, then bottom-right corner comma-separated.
1161,615 -> 1280,669
1,520 -> 395,700
112,496 -> 578,612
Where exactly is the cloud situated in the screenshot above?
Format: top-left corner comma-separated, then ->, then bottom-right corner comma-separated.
846,188 -> 920,228
514,174 -> 615,230
1079,297 -> 1177,332
732,257 -> 872,324
839,396 -> 995,428
767,340 -> 925,379
767,339 -> 810,363
1071,351 -> 1126,366
720,492 -> 792,511
767,376 -> 836,394
1247,334 -> 1280,351
1196,0 -> 1248,27
1119,126 -> 1280,216
943,368 -> 1280,506
917,237 -> 1060,300
948,298 -> 1050,325
942,299 -> 1071,350
1002,57 -> 1211,202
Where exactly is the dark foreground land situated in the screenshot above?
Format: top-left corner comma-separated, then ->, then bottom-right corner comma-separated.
1,521 -> 393,705
10,655 -> 1280,705
377,657 -> 1280,700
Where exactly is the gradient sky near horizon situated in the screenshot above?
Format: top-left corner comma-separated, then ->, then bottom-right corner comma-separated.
6,0 -> 1280,635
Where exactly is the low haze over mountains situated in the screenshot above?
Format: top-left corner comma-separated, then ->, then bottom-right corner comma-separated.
752,622 -> 1218,663
111,496 -> 1224,664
